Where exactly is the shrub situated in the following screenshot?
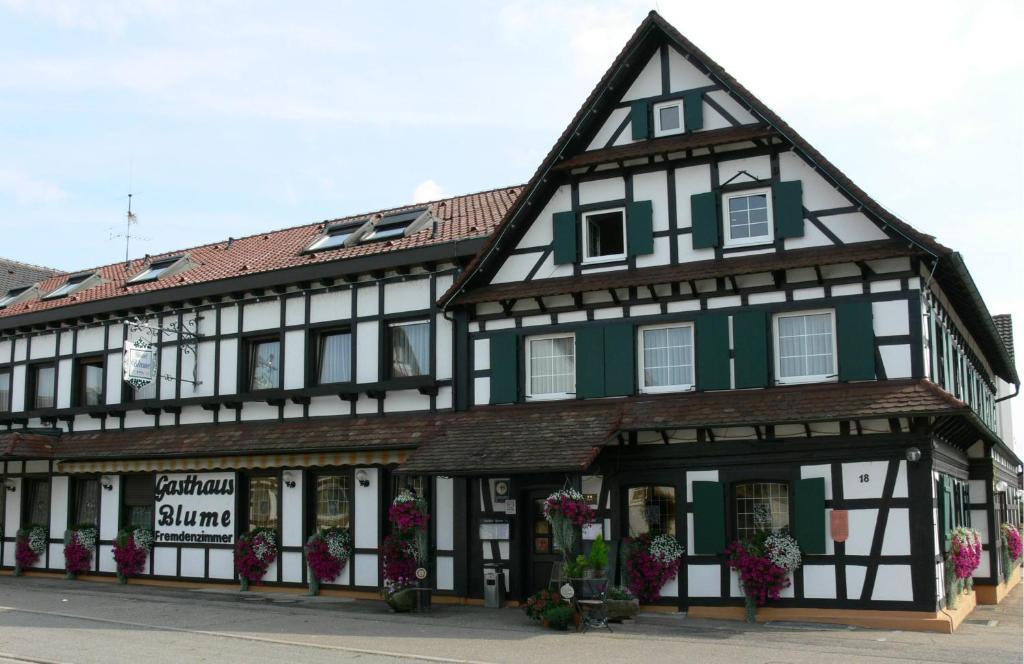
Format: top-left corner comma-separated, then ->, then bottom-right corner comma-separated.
541,604 -> 575,631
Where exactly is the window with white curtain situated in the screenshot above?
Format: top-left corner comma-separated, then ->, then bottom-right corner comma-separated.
31,364 -> 55,409
774,310 -> 836,383
247,338 -> 280,391
525,333 -> 575,399
317,330 -> 352,384
638,323 -> 694,392
0,370 -> 9,412
389,320 -> 430,378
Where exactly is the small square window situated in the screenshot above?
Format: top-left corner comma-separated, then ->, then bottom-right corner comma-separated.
76,357 -> 105,407
315,329 -> 352,384
525,333 -> 575,399
638,324 -> 694,393
388,320 -> 430,378
246,338 -> 280,391
582,208 -> 626,264
773,310 -> 837,384
723,189 -> 774,247
653,100 -> 684,137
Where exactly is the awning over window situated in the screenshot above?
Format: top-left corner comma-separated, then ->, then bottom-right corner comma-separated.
57,448 -> 408,474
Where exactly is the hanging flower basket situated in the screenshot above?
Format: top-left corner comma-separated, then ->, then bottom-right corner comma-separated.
113,527 -> 153,584
727,531 -> 802,622
543,488 -> 596,557
624,533 -> 684,602
1000,523 -> 1022,583
63,525 -> 97,579
381,490 -> 430,610
304,527 -> 353,595
14,525 -> 48,577
944,527 -> 982,608
235,528 -> 278,591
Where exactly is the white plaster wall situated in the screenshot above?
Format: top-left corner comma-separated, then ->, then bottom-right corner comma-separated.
180,548 -> 204,577
355,322 -> 378,383
354,553 -> 378,587
219,339 -> 238,394
153,546 -> 176,576
209,549 -> 234,579
586,106 -> 630,151
242,300 -> 279,331
802,564 -> 837,599
310,290 -> 351,324
844,509 -> 879,556
871,565 -> 913,601
30,333 -> 57,359
354,468 -> 378,550
846,565 -> 867,599
282,471 -> 304,547
842,461 -> 893,500
77,327 -> 105,353
873,300 -> 910,336
356,284 -> 379,317
281,551 -> 303,583
283,331 -> 305,389
687,564 -> 720,597
10,365 -> 25,412
49,476 -> 68,534
578,177 -> 625,206
436,314 -> 453,380
620,52 -> 661,102
491,254 -> 539,284
159,346 -> 177,398
57,358 -> 73,408
14,338 -> 26,362
882,508 -> 911,556
105,351 -> 122,404
880,345 -> 913,379
473,376 -> 490,406
436,556 -> 454,591
285,296 -> 304,326
384,279 -> 428,314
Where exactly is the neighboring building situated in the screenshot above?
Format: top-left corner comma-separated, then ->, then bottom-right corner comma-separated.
0,258 -> 61,307
0,12 -> 1019,630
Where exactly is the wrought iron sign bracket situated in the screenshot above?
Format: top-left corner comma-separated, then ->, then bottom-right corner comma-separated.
127,316 -> 205,386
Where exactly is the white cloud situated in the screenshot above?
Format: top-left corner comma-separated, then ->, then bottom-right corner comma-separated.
412,179 -> 444,203
0,168 -> 68,204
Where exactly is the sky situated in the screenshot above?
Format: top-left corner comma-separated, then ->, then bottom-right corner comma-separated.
0,0 -> 1021,440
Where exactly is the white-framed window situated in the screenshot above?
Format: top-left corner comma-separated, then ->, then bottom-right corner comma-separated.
773,309 -> 837,384
653,100 -> 684,137
723,188 -> 773,247
582,208 -> 626,264
525,333 -> 575,399
638,323 -> 695,393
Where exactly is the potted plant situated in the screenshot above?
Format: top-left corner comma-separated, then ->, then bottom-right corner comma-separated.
605,586 -> 640,622
63,524 -> 97,580
944,527 -> 982,608
112,527 -> 152,584
14,524 -> 47,577
304,527 -> 353,596
586,533 -> 609,578
382,489 -> 430,611
523,589 -> 562,622
541,604 -> 576,631
235,528 -> 278,591
624,533 -> 684,602
543,488 -> 596,562
727,530 -> 802,622
999,523 -> 1022,583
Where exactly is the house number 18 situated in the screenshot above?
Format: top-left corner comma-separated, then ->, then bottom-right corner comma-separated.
859,474 -> 870,483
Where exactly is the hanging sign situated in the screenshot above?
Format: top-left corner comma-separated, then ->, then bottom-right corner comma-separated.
154,472 -> 236,545
123,339 -> 156,389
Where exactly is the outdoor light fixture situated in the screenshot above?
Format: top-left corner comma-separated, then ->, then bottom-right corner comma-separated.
355,469 -> 370,487
905,447 -> 922,463
100,476 -> 113,491
4,479 -> 15,492
283,471 -> 296,488
996,480 -> 1009,493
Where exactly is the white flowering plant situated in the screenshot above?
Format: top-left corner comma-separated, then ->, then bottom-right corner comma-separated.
132,527 -> 154,553
27,525 -> 48,554
764,532 -> 802,572
649,534 -> 685,564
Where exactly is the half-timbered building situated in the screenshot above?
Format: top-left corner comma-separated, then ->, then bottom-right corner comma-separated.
0,11 -> 1019,631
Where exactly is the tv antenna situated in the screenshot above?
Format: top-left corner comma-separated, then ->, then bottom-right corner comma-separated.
109,191 -> 150,265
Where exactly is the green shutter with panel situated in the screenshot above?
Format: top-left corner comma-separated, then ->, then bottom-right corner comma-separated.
603,322 -> 635,397
489,332 -> 519,404
792,477 -> 827,554
692,481 -> 726,554
691,191 -> 720,249
836,301 -> 875,381
576,326 -> 605,400
772,180 -> 804,239
938,476 -> 953,550
630,100 -> 649,140
626,200 -> 654,256
552,211 -> 578,265
683,89 -> 704,131
696,314 -> 731,391
733,310 -> 768,389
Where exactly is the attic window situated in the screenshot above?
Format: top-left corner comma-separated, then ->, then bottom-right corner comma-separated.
363,208 -> 428,243
128,256 -> 183,283
306,220 -> 365,253
653,100 -> 684,137
42,273 -> 94,300
0,285 -> 32,309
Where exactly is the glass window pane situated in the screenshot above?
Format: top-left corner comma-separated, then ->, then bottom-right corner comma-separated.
529,335 -> 575,395
585,211 -> 625,258
734,482 -> 790,540
249,477 -> 279,531
315,475 -> 351,530
34,365 -> 55,408
642,326 -> 693,388
390,321 -> 430,377
27,479 -> 50,526
0,371 -> 9,412
778,313 -> 834,379
75,479 -> 100,525
318,332 -> 352,384
659,105 -> 680,131
249,341 -> 280,390
627,486 -> 676,537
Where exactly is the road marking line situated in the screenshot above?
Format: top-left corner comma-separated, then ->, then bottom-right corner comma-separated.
0,606 -> 496,664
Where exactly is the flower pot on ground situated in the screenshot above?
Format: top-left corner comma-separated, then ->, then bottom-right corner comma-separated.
541,604 -> 575,631
524,589 -> 563,621
113,527 -> 153,584
386,586 -> 418,612
605,586 -> 640,622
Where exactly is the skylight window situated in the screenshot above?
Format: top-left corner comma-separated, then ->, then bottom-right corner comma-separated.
306,220 -> 366,253
0,285 -> 32,309
43,273 -> 93,300
363,208 -> 428,243
128,256 -> 182,284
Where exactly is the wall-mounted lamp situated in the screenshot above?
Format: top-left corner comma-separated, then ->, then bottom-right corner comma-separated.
3,479 -> 15,493
995,480 -> 1009,493
100,476 -> 114,491
283,471 -> 296,489
905,447 -> 922,463
355,469 -> 370,488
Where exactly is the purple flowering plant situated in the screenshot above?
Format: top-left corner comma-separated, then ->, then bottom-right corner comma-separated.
235,527 -> 278,588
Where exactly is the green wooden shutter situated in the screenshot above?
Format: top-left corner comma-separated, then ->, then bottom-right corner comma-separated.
489,332 -> 519,404
939,476 -> 953,550
603,322 -> 634,397
696,314 -> 730,390
630,101 -> 649,140
733,310 -> 768,389
772,180 -> 804,239
552,211 -> 578,265
576,326 -> 605,399
626,200 -> 654,256
683,89 -> 704,131
836,301 -> 875,381
692,481 -> 726,554
793,477 -> 826,554
691,191 -> 720,249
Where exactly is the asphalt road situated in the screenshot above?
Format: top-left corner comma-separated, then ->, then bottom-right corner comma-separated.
0,577 -> 1020,663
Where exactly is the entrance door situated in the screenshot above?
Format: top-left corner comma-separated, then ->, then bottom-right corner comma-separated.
526,490 -> 560,594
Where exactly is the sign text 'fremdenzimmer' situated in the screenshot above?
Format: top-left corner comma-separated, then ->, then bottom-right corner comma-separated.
154,473 -> 235,545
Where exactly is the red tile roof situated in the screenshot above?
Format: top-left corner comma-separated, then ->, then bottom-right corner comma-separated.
0,431 -> 59,459
0,186 -> 522,322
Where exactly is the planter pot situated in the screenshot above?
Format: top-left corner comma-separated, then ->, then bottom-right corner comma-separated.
744,595 -> 757,623
387,587 -> 417,613
308,571 -> 321,597
117,573 -> 128,585
606,598 -> 640,622
13,566 -> 22,577
240,577 -> 250,592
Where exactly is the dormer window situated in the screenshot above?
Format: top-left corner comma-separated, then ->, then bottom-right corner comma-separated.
582,208 -> 626,263
653,100 -> 684,137
43,273 -> 94,300
306,220 -> 366,253
0,285 -> 32,309
128,256 -> 184,283
363,208 -> 428,243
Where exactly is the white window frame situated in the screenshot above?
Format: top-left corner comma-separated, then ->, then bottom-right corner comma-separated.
581,207 -> 627,265
524,332 -> 575,401
772,309 -> 838,385
653,100 -> 685,137
722,187 -> 774,248
637,323 -> 695,394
